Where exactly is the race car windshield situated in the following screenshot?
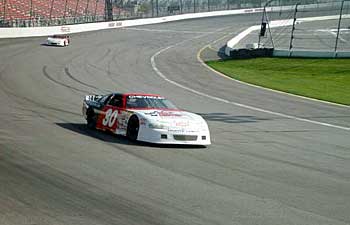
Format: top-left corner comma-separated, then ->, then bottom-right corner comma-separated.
126,95 -> 177,109
52,35 -> 66,39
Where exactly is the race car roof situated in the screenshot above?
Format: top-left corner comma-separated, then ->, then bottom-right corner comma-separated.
111,93 -> 164,98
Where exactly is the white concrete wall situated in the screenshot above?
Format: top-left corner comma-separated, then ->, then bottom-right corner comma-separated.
0,8 -> 266,38
273,49 -> 350,58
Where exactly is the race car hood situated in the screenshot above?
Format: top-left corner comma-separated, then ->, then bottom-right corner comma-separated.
134,109 -> 208,131
47,37 -> 63,44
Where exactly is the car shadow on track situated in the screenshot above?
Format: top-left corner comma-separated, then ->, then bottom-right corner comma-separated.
40,43 -> 67,47
198,113 -> 270,124
56,123 -> 207,149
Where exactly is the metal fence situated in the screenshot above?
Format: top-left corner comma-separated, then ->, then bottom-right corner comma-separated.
0,0 -> 340,27
258,0 -> 350,52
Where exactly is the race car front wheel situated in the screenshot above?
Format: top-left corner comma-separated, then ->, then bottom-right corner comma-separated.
127,116 -> 139,141
87,110 -> 97,129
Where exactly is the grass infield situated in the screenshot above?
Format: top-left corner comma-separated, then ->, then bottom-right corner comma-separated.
206,58 -> 350,106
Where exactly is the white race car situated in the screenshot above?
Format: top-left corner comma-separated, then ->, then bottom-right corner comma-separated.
82,93 -> 211,146
46,34 -> 70,46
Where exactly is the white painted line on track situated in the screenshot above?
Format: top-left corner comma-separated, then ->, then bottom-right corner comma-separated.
150,31 -> 350,131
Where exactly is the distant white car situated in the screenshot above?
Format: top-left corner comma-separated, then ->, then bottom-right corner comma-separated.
47,35 -> 70,47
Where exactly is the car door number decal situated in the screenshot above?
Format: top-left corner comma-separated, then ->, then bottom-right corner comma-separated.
102,109 -> 118,127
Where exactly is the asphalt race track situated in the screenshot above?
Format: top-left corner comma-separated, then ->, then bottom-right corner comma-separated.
0,14 -> 349,225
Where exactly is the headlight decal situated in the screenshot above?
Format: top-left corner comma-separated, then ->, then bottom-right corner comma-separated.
148,121 -> 168,129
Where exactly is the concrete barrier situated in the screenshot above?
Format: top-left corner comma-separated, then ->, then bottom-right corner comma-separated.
229,48 -> 274,59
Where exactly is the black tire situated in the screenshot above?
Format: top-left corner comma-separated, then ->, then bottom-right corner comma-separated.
86,110 -> 97,129
127,116 -> 139,141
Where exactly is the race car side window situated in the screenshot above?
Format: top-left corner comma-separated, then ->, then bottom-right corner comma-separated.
107,95 -> 123,108
99,95 -> 112,104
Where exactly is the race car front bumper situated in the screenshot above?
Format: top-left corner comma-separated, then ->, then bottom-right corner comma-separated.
137,127 -> 211,146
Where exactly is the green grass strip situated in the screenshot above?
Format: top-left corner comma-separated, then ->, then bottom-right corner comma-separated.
206,58 -> 350,105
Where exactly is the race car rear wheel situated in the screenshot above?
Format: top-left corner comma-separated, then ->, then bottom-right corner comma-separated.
127,116 -> 139,141
86,110 -> 97,129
